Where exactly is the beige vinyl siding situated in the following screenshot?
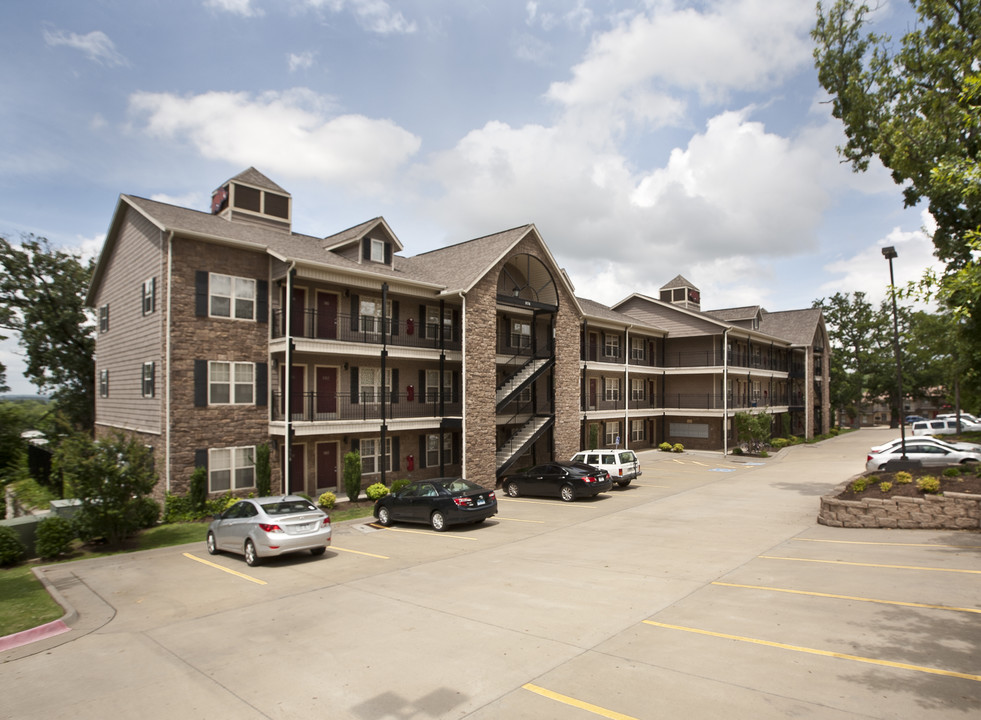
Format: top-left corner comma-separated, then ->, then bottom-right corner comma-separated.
616,297 -> 723,337
93,208 -> 165,434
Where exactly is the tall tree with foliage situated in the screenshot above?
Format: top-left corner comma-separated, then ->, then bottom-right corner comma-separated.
812,0 -> 981,401
0,235 -> 95,430
54,431 -> 157,548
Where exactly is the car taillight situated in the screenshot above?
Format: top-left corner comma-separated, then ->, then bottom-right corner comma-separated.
322,516 -> 331,526
619,468 -> 623,476
488,492 -> 496,501
453,497 -> 474,507
583,475 -> 597,483
258,523 -> 282,533
866,455 -> 872,463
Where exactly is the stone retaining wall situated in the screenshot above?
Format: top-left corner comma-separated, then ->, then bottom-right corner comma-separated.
818,481 -> 981,529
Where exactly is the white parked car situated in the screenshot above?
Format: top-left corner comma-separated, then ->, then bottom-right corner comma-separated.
938,412 -> 979,424
910,418 -> 980,436
866,442 -> 980,472
870,436 -> 981,455
570,449 -> 641,487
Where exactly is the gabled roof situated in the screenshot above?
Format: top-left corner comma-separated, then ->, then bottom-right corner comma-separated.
759,308 -> 826,347
578,297 -> 665,334
705,306 -> 762,323
323,217 -> 404,253
223,167 -> 289,194
660,274 -> 696,291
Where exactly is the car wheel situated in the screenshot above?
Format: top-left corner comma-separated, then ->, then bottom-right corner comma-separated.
505,481 -> 520,497
310,547 -> 326,556
244,539 -> 259,566
377,506 -> 393,526
560,484 -> 575,502
617,479 -> 631,487
206,532 -> 218,555
430,510 -> 446,531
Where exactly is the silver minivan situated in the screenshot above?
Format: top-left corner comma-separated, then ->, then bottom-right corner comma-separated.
570,449 -> 642,487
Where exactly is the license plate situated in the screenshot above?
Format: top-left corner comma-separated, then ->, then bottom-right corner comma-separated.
477,497 -> 486,506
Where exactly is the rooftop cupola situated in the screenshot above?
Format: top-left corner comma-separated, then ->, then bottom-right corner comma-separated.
659,275 -> 701,311
210,167 -> 291,232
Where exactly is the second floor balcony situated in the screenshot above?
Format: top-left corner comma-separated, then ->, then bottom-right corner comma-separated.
272,310 -> 462,351
271,390 -> 462,423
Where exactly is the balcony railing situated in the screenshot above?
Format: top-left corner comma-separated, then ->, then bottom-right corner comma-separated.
272,310 -> 462,351
271,390 -> 461,422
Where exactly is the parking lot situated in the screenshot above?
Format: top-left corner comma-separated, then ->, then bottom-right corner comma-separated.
2,426 -> 980,719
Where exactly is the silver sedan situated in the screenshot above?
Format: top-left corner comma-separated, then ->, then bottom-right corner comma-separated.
865,442 -> 981,472
207,496 -> 331,566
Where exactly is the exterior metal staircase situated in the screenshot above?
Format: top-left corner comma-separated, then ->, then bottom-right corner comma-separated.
495,414 -> 554,477
496,356 -> 553,410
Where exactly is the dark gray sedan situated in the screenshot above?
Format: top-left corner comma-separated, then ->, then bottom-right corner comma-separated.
373,478 -> 497,531
207,496 -> 332,566
502,461 -> 613,501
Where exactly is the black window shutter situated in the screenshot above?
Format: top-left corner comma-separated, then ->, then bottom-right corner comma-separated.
452,309 -> 460,340
257,280 -> 268,324
384,243 -> 392,265
504,315 -> 511,347
391,436 -> 400,473
361,237 -> 370,260
452,372 -> 460,402
452,432 -> 461,464
151,277 -> 156,313
194,360 -> 207,406
418,305 -> 426,337
256,362 -> 268,406
195,271 -> 209,317
195,449 -> 208,470
350,367 -> 359,404
418,435 -> 426,469
418,369 -> 425,404
390,301 -> 399,337
352,438 -> 359,455
391,368 -> 399,404
350,294 -> 359,332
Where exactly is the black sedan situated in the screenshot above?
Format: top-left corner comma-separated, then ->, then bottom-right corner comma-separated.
373,478 -> 497,531
501,461 -> 613,502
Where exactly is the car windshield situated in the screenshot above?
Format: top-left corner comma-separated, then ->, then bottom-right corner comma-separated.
261,500 -> 318,515
618,452 -> 636,462
436,478 -> 482,493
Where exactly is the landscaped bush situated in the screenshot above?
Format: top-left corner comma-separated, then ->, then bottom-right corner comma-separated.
770,438 -> 791,449
0,525 -> 27,566
35,516 -> 75,559
895,471 -> 913,485
879,481 -> 893,493
366,483 -> 389,500
134,497 -> 161,529
942,466 -> 960,477
659,442 -> 672,452
916,476 -> 941,494
318,491 -> 336,509
851,478 -> 868,493
672,443 -> 684,453
390,478 -> 411,494
732,447 -> 744,455
189,466 -> 207,513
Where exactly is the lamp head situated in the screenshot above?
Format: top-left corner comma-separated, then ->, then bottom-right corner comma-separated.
881,246 -> 898,260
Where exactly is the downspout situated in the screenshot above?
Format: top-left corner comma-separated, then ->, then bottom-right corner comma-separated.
723,328 -> 729,456
453,290 -> 466,479
623,325 -> 631,449
165,231 -> 174,494
284,262 -> 296,494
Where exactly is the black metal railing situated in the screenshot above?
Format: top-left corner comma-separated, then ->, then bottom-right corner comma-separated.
271,310 -> 462,351
271,390 -> 462,422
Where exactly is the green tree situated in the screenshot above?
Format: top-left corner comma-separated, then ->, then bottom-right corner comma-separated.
54,431 -> 157,549
253,443 -> 272,497
733,410 -> 772,453
0,235 -> 96,430
343,450 -> 362,502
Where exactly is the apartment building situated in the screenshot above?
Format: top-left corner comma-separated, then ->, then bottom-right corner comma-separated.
87,168 -> 829,500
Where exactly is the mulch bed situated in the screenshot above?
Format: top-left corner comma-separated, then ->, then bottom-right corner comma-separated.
837,466 -> 981,500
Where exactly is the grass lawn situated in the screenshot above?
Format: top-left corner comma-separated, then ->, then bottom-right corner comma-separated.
1,505 -> 375,639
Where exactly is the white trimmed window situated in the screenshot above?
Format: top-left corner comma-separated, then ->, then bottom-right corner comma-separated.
142,362 -> 155,398
358,297 -> 391,334
631,419 -> 644,442
425,306 -> 454,340
99,369 -> 109,398
630,337 -> 645,360
605,421 -> 621,446
142,277 -> 156,315
605,334 -> 620,358
370,238 -> 386,263
631,378 -> 645,401
426,369 -> 452,402
209,362 -> 254,404
605,377 -> 620,402
209,446 -> 255,492
210,273 -> 256,320
360,367 -> 392,404
511,319 -> 531,348
360,437 -> 392,475
99,304 -> 109,333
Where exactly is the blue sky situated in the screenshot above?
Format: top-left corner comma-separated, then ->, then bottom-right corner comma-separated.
0,0 -> 939,394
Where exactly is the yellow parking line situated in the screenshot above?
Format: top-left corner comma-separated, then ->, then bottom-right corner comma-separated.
495,516 -> 546,524
633,483 -> 669,488
183,553 -> 267,585
759,555 -> 981,575
643,621 -> 981,682
793,537 -> 981,550
712,581 -> 981,615
332,546 -> 390,559
522,684 -> 639,720
379,526 -> 479,540
498,498 -> 597,508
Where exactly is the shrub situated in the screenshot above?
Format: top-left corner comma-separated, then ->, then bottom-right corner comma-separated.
879,481 -> 893,493
672,443 -> 684,453
770,438 -> 791,449
343,451 -> 362,502
732,446 -> 744,455
134,497 -> 161,529
659,442 -> 672,452
366,483 -> 389,501
189,466 -> 207,513
916,476 -> 941,493
942,466 -> 960,477
895,471 -> 913,485
254,443 -> 272,497
35,516 -> 75,559
390,478 -> 411,494
851,478 -> 868,493
318,491 -> 336,510
0,525 -> 27,566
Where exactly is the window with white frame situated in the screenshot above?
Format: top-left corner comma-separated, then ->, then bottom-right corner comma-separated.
210,273 -> 255,320
425,369 -> 451,402
358,297 -> 391,334
631,378 -> 645,401
359,367 -> 392,403
209,362 -> 254,404
99,304 -> 109,333
630,337 -> 645,360
142,362 -> 155,398
360,437 -> 392,475
425,306 -> 453,340
631,419 -> 645,442
370,238 -> 385,263
99,369 -> 109,398
511,319 -> 531,348
605,421 -> 620,446
425,433 -> 449,466
604,334 -> 620,358
604,377 -> 620,402
142,278 -> 156,315
208,446 -> 255,492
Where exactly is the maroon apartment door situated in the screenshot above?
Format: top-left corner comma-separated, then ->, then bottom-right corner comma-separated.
316,367 -> 337,415
281,366 -> 305,419
589,379 -> 597,409
317,292 -> 337,339
289,444 -> 305,495
316,442 -> 337,489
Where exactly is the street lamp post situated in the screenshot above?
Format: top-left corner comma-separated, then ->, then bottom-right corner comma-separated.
881,246 -> 914,469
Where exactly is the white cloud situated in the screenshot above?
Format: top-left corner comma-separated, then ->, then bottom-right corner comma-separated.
300,0 -> 417,34
204,0 -> 264,18
43,29 -> 128,67
289,51 -> 317,72
128,88 -> 421,192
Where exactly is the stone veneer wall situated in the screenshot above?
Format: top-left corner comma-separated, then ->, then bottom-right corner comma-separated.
818,481 -> 981,529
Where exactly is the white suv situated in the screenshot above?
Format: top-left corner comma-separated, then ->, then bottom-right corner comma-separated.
570,449 -> 641,487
